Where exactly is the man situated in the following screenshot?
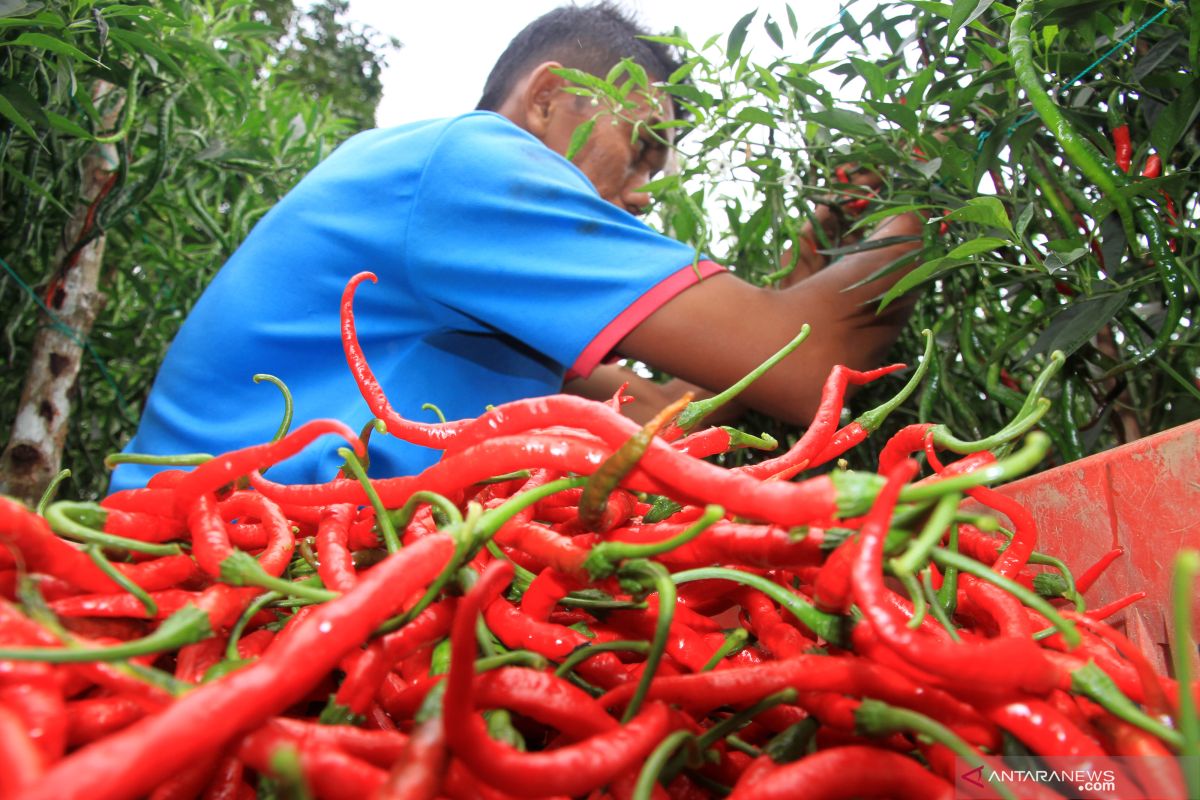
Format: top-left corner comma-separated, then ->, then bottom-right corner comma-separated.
109,3 -> 921,492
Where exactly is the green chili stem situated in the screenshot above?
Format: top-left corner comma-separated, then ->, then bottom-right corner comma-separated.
44,501 -> 184,557
696,689 -> 798,751
921,567 -> 960,641
620,559 -> 675,723
701,627 -> 750,671
225,590 -> 281,661
0,605 -> 211,662
1071,661 -> 1182,749
673,567 -> 848,647
337,447 -> 400,553
85,544 -> 157,616
1026,552 -> 1083,610
1173,550 -> 1200,793
475,650 -> 548,672
553,640 -> 650,678
103,453 -> 212,469
858,329 -> 934,431
473,477 -> 587,547
673,325 -> 811,432
219,551 -> 338,603
252,374 -> 294,443
585,504 -> 724,579
388,490 -> 464,531
632,730 -> 696,800
899,432 -> 1050,503
896,571 -> 929,631
856,698 -> 1017,800
36,469 -> 71,516
891,492 -> 960,576
931,547 -> 1078,647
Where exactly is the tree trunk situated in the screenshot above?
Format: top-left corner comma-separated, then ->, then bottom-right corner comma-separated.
0,81 -> 123,504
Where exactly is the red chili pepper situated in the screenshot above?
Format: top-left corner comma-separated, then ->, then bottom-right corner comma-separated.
445,560 -> 671,797
377,709 -> 447,800
342,272 -> 470,448
735,364 -> 905,480
474,667 -> 618,742
851,460 -> 1057,695
316,503 -> 358,592
1083,591 -> 1146,621
1112,124 -> 1132,173
0,705 -> 46,797
604,520 -> 825,571
1075,547 -> 1124,594
727,745 -> 954,800
172,418 -> 361,514
876,423 -> 934,474
22,533 -> 454,800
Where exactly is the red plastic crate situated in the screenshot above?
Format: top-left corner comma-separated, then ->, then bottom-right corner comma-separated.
981,418 -> 1200,677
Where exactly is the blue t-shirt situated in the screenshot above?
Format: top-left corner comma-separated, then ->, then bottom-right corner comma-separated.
110,112 -> 716,491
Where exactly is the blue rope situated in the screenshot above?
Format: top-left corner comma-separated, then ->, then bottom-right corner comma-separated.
975,1 -> 1177,153
0,254 -> 133,418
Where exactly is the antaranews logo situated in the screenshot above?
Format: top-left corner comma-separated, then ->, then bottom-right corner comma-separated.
954,755 -> 1195,799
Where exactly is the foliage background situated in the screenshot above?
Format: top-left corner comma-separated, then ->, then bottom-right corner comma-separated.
0,0 -> 397,498
633,0 -> 1197,470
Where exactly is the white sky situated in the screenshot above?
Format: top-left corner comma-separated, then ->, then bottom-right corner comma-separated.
343,1 -> 851,127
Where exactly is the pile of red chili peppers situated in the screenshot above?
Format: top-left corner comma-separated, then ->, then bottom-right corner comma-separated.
0,271 -> 1194,800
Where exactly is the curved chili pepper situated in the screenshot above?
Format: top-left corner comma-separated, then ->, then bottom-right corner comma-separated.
22,533 -> 454,800
603,520 -> 825,571
474,667 -> 618,742
172,418 -> 361,514
520,568 -> 580,622
727,745 -> 954,800
1075,547 -> 1124,594
1083,591 -> 1146,621
444,560 -> 672,797
65,695 -> 161,746
851,460 -> 1057,695
734,364 -> 905,479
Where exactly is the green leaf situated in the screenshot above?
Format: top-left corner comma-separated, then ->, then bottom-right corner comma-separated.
786,4 -> 798,35
1015,204 -> 1035,240
1019,291 -> 1130,365
727,9 -> 756,62
1150,82 -> 1200,159
0,0 -> 41,18
0,78 -> 48,129
1,31 -> 99,63
944,237 -> 1008,258
947,0 -> 996,42
852,203 -> 936,229
44,109 -> 91,139
850,57 -> 886,100
736,106 -> 776,127
945,196 -> 1013,234
764,15 -> 783,48
1133,32 -> 1184,82
1042,23 -> 1058,50
565,118 -> 595,161
878,255 -> 972,309
1042,247 -> 1090,273
867,101 -> 918,134
0,93 -> 37,138
805,108 -> 878,137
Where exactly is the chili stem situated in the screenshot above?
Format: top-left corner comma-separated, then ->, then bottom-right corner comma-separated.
1173,550 -> 1200,794
0,605 -> 211,662
337,447 -> 401,553
620,559 -> 675,723
673,567 -> 848,647
85,544 -> 158,616
45,501 -> 184,557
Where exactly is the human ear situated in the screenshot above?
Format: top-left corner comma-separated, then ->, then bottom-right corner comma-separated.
521,61 -> 567,140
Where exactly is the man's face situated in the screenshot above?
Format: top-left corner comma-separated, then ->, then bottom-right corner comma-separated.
541,88 -> 674,216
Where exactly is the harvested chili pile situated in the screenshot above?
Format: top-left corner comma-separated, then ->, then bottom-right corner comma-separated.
0,272 -> 1193,800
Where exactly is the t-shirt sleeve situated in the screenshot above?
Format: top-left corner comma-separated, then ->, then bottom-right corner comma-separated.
403,112 -> 723,379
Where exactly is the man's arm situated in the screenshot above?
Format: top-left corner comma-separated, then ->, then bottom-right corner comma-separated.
614,212 -> 924,426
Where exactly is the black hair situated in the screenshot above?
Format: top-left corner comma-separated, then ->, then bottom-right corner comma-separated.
476,2 -> 682,113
